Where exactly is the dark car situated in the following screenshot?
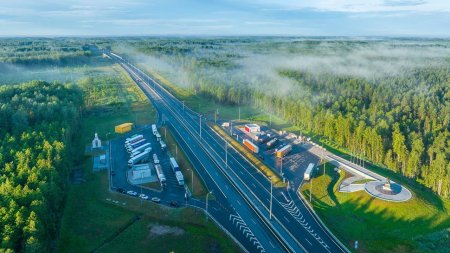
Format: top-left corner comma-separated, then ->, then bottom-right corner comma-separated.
170,201 -> 180,207
117,188 -> 125,193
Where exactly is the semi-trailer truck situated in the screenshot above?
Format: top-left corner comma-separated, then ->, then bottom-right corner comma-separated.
131,147 -> 151,158
160,140 -> 167,151
126,139 -> 146,151
128,149 -> 151,166
266,138 -> 278,148
304,163 -> 315,180
125,134 -> 143,145
129,143 -> 151,154
243,139 -> 259,153
153,154 -> 160,164
155,132 -> 161,141
155,164 -> 166,187
169,157 -> 184,186
276,144 -> 292,158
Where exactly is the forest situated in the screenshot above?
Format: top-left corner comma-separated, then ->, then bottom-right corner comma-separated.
0,81 -> 82,252
115,38 -> 450,198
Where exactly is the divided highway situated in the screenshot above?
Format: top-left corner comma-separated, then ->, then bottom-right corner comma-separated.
108,51 -> 349,253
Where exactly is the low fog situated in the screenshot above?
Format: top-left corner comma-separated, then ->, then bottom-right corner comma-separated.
115,39 -> 450,99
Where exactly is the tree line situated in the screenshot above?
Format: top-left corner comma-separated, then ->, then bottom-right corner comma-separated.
122,38 -> 449,198
0,81 -> 82,252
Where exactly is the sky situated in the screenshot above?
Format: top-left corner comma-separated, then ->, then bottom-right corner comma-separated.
0,0 -> 449,36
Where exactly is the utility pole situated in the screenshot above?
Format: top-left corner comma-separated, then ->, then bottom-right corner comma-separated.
280,156 -> 283,178
199,115 -> 202,139
225,140 -> 228,169
191,169 -> 194,194
322,147 -> 326,175
269,178 -> 273,220
206,191 -> 213,220
239,107 -> 241,121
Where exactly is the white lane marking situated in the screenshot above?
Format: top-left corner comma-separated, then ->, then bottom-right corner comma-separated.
269,241 -> 275,248
284,216 -> 290,222
236,200 -> 242,206
252,183 -> 256,188
305,238 -> 313,245
251,218 -> 256,225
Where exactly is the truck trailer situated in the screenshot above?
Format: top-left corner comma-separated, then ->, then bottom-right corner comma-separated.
275,144 -> 292,158
154,164 -> 166,187
125,134 -> 143,145
126,139 -> 147,151
243,139 -> 259,153
304,163 -> 315,180
266,138 -> 278,148
169,157 -> 184,186
129,143 -> 151,154
159,140 -> 167,151
153,154 -> 160,164
128,149 -> 151,166
152,124 -> 157,135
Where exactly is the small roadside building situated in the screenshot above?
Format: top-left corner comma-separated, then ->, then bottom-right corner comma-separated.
244,124 -> 260,133
131,164 -> 152,180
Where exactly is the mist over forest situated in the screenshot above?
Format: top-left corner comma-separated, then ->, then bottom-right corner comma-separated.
114,37 -> 450,198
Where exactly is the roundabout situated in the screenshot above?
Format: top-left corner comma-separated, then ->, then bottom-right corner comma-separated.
364,179 -> 412,202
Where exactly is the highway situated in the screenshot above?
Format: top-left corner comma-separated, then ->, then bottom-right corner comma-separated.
108,51 -> 349,253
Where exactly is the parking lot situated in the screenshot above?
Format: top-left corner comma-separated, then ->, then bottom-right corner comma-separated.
225,122 -> 320,188
110,125 -> 188,206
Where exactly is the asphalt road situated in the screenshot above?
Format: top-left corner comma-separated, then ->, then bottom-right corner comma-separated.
108,51 -> 350,253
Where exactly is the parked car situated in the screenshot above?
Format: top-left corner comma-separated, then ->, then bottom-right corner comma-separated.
127,190 -> 137,196
117,188 -> 125,193
170,201 -> 179,207
151,197 -> 161,203
139,194 -> 148,200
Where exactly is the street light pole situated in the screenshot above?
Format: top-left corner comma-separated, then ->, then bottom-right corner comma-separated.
225,141 -> 228,169
270,178 -> 273,220
206,191 -> 213,220
199,116 -> 202,139
239,107 -> 241,121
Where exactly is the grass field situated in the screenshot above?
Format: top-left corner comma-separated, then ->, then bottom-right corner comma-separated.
300,163 -> 450,253
160,126 -> 208,197
58,62 -> 242,253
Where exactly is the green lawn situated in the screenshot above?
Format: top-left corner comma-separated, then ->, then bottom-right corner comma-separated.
300,163 -> 450,253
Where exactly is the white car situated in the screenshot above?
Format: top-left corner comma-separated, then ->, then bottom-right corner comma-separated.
139,194 -> 148,200
151,197 -> 161,203
127,190 -> 137,196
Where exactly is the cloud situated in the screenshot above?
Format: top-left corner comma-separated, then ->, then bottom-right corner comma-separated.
244,0 -> 450,13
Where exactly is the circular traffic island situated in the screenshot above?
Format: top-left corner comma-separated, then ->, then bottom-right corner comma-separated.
365,181 -> 412,202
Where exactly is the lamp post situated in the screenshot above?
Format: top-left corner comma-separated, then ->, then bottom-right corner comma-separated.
206,191 -> 213,220
225,140 -> 228,169
172,144 -> 178,159
269,178 -> 273,220
188,168 -> 194,194
199,115 -> 202,139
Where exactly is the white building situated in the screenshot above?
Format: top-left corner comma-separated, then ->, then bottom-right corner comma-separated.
131,164 -> 152,180
245,124 -> 260,133
92,133 -> 102,149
